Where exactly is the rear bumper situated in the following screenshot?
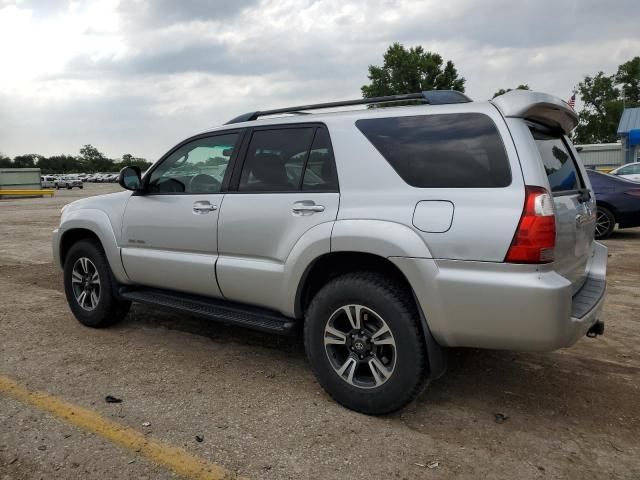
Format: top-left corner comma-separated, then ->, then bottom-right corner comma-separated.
391,242 -> 607,351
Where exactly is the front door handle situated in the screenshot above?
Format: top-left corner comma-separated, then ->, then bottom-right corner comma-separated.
193,201 -> 217,214
292,201 -> 325,215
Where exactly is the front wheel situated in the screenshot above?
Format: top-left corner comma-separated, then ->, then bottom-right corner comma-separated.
63,239 -> 131,327
595,206 -> 615,239
304,272 -> 427,415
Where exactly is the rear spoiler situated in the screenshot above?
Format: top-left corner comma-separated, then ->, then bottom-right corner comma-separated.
491,90 -> 578,135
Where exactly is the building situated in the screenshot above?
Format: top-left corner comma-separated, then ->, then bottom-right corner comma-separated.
617,107 -> 640,164
0,168 -> 42,198
574,143 -> 623,169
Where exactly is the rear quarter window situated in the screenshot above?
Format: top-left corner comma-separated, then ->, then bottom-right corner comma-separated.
531,130 -> 582,192
355,113 -> 511,188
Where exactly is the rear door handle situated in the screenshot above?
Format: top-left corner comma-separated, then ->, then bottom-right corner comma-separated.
193,201 -> 217,214
292,201 -> 325,215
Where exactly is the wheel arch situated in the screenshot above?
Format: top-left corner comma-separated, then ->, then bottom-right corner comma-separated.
59,228 -> 102,266
57,209 -> 130,284
594,200 -> 618,219
294,251 -> 446,379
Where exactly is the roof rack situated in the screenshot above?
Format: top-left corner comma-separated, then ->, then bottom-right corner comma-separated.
225,90 -> 472,124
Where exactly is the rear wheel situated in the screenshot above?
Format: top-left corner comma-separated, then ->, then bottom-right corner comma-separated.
595,206 -> 615,239
304,272 -> 427,415
63,239 -> 131,327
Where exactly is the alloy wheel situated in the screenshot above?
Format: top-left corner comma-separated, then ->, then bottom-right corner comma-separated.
324,304 -> 397,389
71,257 -> 101,311
595,210 -> 611,238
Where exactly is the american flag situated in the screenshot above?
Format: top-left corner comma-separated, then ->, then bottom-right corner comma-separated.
567,93 -> 576,109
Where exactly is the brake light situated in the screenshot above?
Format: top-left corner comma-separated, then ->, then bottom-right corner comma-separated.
505,186 -> 556,264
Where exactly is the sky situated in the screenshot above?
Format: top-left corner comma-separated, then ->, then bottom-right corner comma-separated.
1,0 -> 639,161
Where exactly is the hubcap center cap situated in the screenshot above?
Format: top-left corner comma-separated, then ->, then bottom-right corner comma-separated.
351,334 -> 370,353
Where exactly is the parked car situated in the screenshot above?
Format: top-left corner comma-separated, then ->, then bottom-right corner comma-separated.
55,176 -> 83,189
609,162 -> 640,182
41,176 -> 56,188
587,170 -> 640,239
53,90 -> 607,415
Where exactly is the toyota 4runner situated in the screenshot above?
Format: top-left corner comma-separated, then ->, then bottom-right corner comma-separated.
53,90 -> 607,414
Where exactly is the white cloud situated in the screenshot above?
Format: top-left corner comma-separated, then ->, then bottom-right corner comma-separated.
0,0 -> 639,160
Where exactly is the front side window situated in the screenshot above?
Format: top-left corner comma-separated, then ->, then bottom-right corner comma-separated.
356,113 -> 511,188
148,133 -> 240,194
238,127 -> 338,193
532,130 -> 582,192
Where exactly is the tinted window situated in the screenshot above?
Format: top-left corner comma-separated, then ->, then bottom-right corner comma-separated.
532,130 -> 581,192
302,129 -> 339,191
236,126 -> 338,193
355,113 -> 511,188
617,164 -> 640,175
148,133 -> 239,194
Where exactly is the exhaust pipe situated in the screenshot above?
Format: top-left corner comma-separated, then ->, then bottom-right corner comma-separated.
586,320 -> 605,338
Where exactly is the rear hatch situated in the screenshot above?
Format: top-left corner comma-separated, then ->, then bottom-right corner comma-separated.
529,125 -> 595,293
492,90 -> 595,294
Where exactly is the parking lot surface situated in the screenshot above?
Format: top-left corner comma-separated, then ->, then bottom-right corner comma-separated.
1,184 -> 639,479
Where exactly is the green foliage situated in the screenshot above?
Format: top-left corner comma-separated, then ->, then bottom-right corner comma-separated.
79,144 -> 113,172
38,155 -> 81,174
0,153 -> 12,168
616,56 -> 640,107
0,145 -> 150,174
492,84 -> 530,99
361,43 -> 465,98
120,153 -> 152,171
574,57 -> 640,143
574,72 -> 624,144
12,154 -> 44,168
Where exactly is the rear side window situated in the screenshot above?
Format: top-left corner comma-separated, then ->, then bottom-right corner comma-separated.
355,113 -> 511,188
238,126 -> 338,193
532,130 -> 582,192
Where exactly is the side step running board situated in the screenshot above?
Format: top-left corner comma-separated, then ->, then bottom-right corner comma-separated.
120,287 -> 298,335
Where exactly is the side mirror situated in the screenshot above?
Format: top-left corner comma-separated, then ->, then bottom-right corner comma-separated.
118,166 -> 141,191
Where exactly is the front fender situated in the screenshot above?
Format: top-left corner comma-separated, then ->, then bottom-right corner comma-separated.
56,208 -> 130,284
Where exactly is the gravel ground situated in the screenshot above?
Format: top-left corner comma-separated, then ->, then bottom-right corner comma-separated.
1,184 -> 639,480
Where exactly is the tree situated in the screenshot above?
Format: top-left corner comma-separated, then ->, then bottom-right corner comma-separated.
492,84 -> 530,99
361,43 -> 465,98
0,153 -> 11,168
616,56 -> 640,107
119,153 -> 152,171
79,144 -> 113,172
573,72 -> 624,144
12,154 -> 43,168
38,155 -> 80,174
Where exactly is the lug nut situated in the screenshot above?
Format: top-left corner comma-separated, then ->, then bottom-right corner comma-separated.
359,354 -> 364,359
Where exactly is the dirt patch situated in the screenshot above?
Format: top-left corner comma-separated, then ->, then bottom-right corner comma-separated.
1,185 -> 639,480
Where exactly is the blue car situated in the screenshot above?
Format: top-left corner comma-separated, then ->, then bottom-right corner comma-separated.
587,170 -> 640,239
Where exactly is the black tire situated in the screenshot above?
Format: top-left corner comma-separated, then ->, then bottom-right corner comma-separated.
304,272 -> 427,415
67,185 -> 72,189
595,206 -> 615,239
63,239 -> 131,328
79,185 -> 84,189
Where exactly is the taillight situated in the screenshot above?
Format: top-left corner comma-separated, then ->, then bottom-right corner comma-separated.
505,186 -> 556,264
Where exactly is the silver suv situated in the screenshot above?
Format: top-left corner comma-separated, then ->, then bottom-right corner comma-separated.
53,90 -> 607,414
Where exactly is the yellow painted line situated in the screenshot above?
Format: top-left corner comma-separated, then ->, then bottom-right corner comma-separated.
0,375 -> 242,480
0,189 -> 55,196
